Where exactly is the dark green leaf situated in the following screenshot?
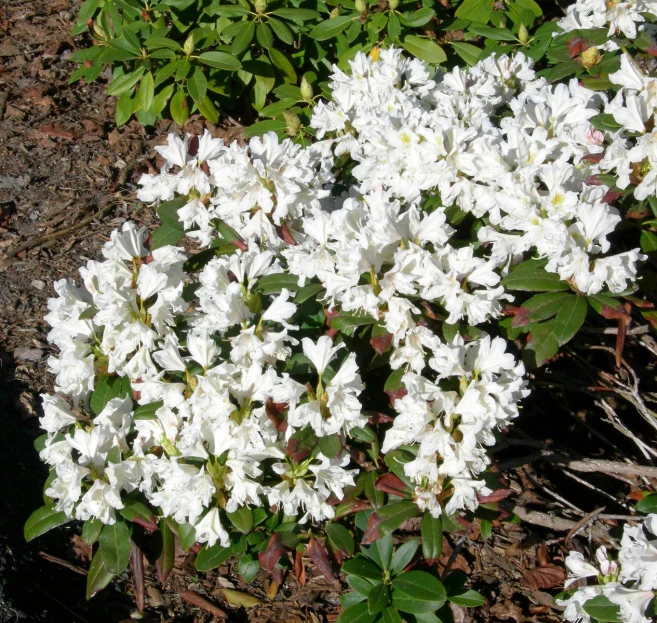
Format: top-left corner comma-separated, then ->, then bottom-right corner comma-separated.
512,292 -> 573,327
502,261 -> 570,292
137,71 -> 154,113
169,88 -> 189,126
242,119 -> 287,138
231,20 -> 256,55
198,51 -> 242,70
468,24 -> 516,40
641,230 -> 657,253
133,401 -> 163,420
256,22 -> 274,49
336,601 -> 378,623
227,507 -> 254,534
151,224 -> 185,249
390,539 -> 419,575
448,589 -> 486,607
368,583 -> 390,615
157,197 -> 187,230
24,505 -> 70,542
82,518 -> 103,545
271,8 -> 320,21
363,534 -> 393,571
90,375 -> 131,417
269,48 -> 297,82
399,7 -> 435,27
637,493 -> 657,514
525,320 -> 560,367
455,0 -> 494,22
326,523 -> 355,555
380,607 -> 403,623
421,513 -> 443,562
99,520 -> 131,575
341,556 -> 384,581
309,15 -> 359,41
391,571 -> 446,614
157,521 -> 175,583
256,272 -> 300,294
268,17 -> 294,45
107,67 -> 146,96
553,295 -> 587,345
582,595 -> 622,622
318,434 -> 342,459
196,541 -> 232,571
86,549 -> 115,600
331,313 -> 378,331
187,67 -> 208,103
401,36 -> 446,64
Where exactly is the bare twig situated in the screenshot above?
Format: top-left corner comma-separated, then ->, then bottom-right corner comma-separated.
38,552 -> 87,576
565,507 -> 605,544
581,325 -> 650,336
563,458 -> 657,479
510,505 -> 610,540
561,469 -> 633,510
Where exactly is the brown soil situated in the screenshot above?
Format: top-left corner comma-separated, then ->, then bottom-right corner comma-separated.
1,1 -> 655,622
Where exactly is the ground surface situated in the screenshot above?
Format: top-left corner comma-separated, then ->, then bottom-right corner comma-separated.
1,1 -> 656,622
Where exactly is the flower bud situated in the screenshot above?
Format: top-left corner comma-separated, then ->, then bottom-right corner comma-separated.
330,6 -> 340,18
300,75 -> 313,102
355,0 -> 367,13
283,111 -> 302,136
369,46 -> 380,61
183,32 -> 195,57
388,0 -> 399,10
254,0 -> 267,14
581,46 -> 601,68
518,23 -> 529,46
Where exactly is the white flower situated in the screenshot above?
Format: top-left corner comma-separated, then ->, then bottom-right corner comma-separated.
195,507 -> 230,547
302,336 -> 344,376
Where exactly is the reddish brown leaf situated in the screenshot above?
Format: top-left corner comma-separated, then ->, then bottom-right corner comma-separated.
420,301 -> 439,319
361,512 -> 383,545
181,590 -> 226,618
258,533 -> 286,584
131,541 -> 145,612
584,174 -> 605,186
601,304 -> 631,321
646,46 -> 657,57
39,124 -> 76,140
384,386 -> 408,405
366,412 -> 394,425
602,189 -> 624,204
266,399 -> 288,432
581,153 -> 604,164
375,473 -> 409,497
477,488 -> 515,504
510,306 -> 533,328
286,435 -> 314,463
521,564 -> 565,591
370,331 -> 393,355
308,538 -> 335,580
567,37 -> 588,58
229,238 -> 248,251
131,516 -> 159,532
188,135 -> 200,157
277,221 -> 298,245
333,499 -> 372,518
294,549 -> 306,585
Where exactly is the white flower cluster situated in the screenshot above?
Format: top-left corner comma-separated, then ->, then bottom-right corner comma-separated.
557,0 -> 657,39
308,48 -> 643,296
559,514 -> 657,623
39,46 -> 646,542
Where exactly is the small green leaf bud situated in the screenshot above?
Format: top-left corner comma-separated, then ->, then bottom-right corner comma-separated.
518,23 -> 529,46
300,75 -> 313,101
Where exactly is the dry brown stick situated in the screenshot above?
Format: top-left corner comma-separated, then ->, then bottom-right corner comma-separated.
565,507 -> 605,545
564,458 -> 657,478
0,201 -> 113,267
38,551 -> 87,575
181,590 -> 226,618
510,505 -> 610,540
581,325 -> 650,336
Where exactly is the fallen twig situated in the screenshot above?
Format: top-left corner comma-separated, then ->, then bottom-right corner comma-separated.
38,551 -> 87,576
510,505 -> 610,540
565,507 -> 605,544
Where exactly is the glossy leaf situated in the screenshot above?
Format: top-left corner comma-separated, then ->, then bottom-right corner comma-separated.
421,513 -> 443,563
391,571 -> 446,614
196,542 -> 232,571
99,520 -> 131,575
24,505 -> 70,542
553,295 -> 587,346
86,549 -> 115,600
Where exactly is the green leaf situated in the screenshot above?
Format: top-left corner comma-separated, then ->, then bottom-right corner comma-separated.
24,505 -> 70,542
196,541 -> 232,571
341,556 -> 384,581
178,522 -> 198,551
368,583 -> 390,615
502,260 -> 570,292
187,67 -> 208,103
553,295 -> 587,346
82,518 -> 103,545
145,35 -> 182,50
451,41 -> 481,66
525,320 -> 560,367
237,556 -> 261,583
153,83 -> 175,115
363,534 -> 393,571
158,521 -> 175,582
326,523 -> 355,555
157,197 -> 187,230
86,550 -> 115,600
309,15 -> 359,41
390,539 -> 419,575
115,90 -> 133,126
256,22 -> 274,49
294,282 -> 324,304
421,513 -> 443,562
636,493 -> 657,514
271,8 -> 320,21
455,0 -> 494,22
337,602 -> 378,623
318,433 -> 342,459
468,24 -> 516,40
641,230 -> 657,253
331,313 -> 378,331
401,36 -> 446,64
151,224 -> 185,249
137,71 -> 154,113
198,51 -> 242,70
399,7 -> 435,27
99,520 -> 131,575
107,67 -> 146,96
227,507 -> 254,534
582,595 -> 622,622
366,501 -> 419,541
170,88 -> 189,126
133,400 -> 163,420
269,48 -> 297,83
391,571 -> 446,614
242,119 -> 287,138
231,20 -> 256,55
512,292 -> 573,327
448,589 -> 486,607
268,17 -> 294,45
90,375 -> 131,417
380,607 -> 403,623
255,272 -> 299,294
196,95 -> 220,124
590,113 -> 623,133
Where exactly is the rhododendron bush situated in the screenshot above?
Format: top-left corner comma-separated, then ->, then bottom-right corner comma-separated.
26,29 -> 657,621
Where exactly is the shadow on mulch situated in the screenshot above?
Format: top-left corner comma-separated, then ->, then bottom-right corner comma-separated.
0,349 -> 133,622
